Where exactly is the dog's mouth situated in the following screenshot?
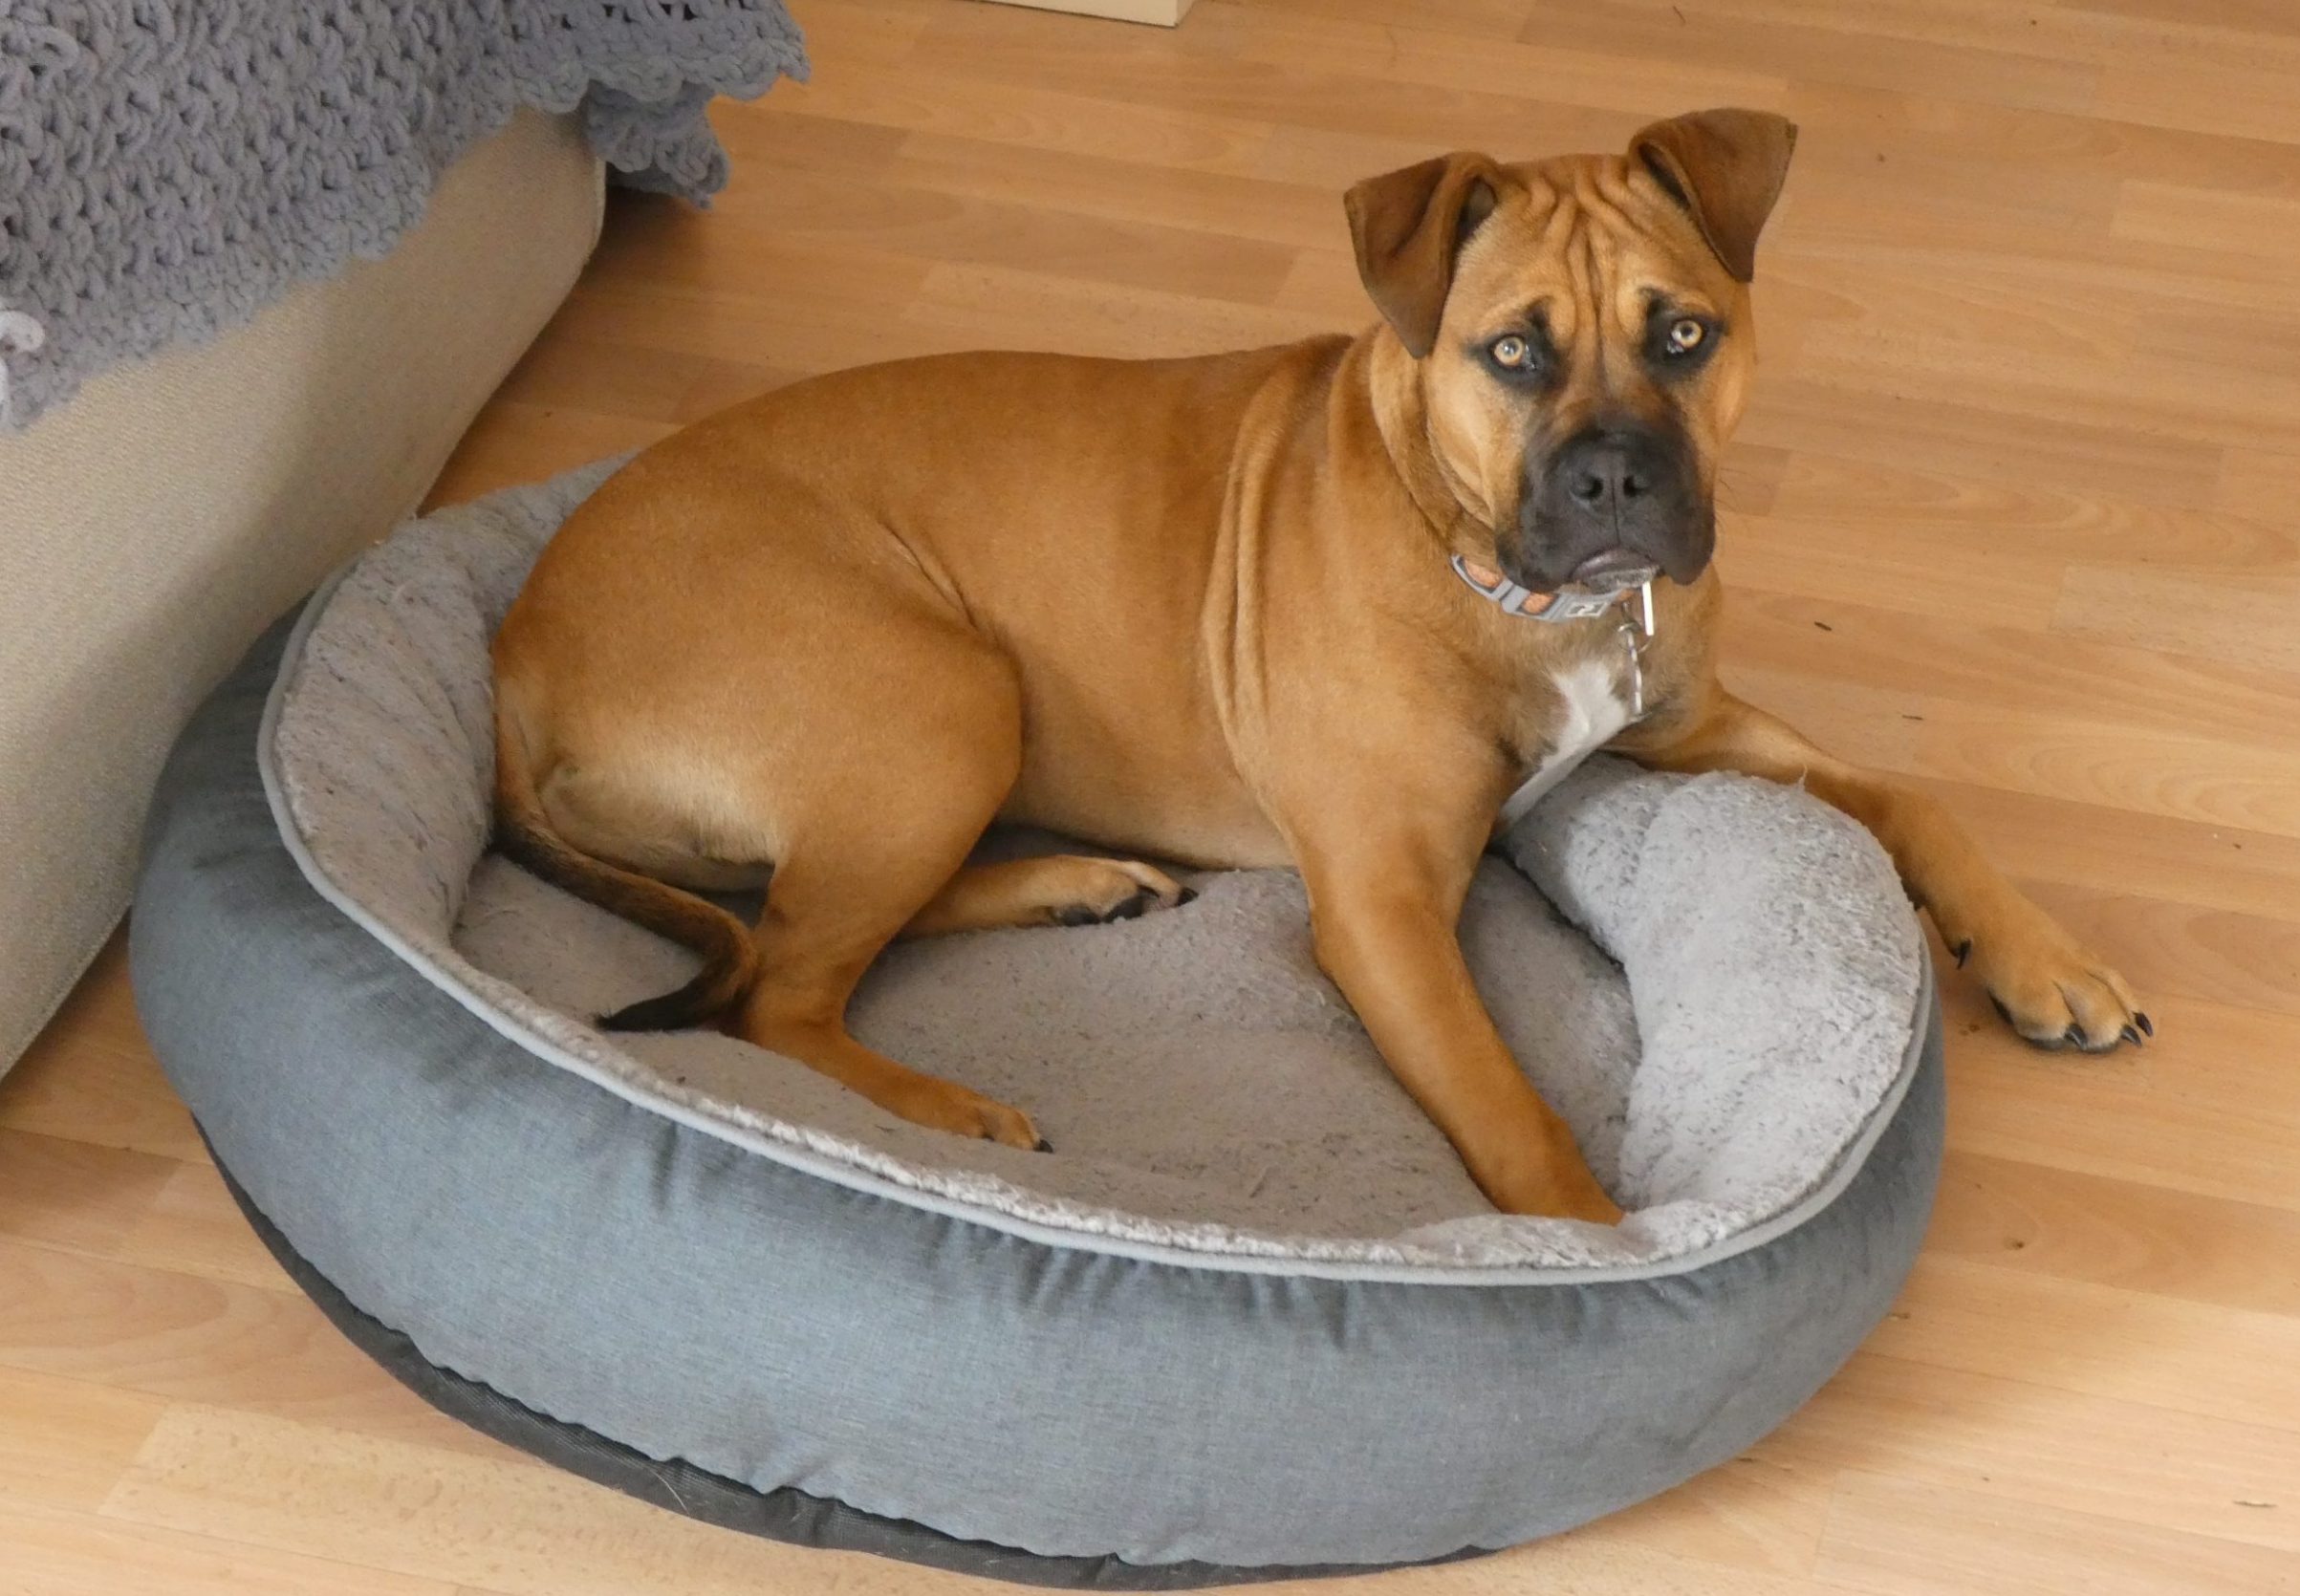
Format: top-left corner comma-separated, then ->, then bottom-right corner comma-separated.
1560,548 -> 1661,596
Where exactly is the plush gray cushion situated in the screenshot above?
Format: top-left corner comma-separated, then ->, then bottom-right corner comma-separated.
131,464 -> 1944,1582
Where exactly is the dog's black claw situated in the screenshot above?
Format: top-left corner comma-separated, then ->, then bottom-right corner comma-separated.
1033,1137 -> 1055,1154
1953,938 -> 1973,969
1177,886 -> 1199,906
1104,890 -> 1153,922
2121,1024 -> 2142,1047
1058,889 -> 1170,926
1991,993 -> 2072,1051
2136,1011 -> 2155,1037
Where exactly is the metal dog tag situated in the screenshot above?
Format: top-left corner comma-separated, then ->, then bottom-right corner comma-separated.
1618,580 -> 1655,719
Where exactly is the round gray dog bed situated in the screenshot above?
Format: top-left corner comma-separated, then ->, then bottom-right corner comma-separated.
132,459 -> 1942,1586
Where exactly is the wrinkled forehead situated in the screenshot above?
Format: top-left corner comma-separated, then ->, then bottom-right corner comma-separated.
1447,154 -> 1738,338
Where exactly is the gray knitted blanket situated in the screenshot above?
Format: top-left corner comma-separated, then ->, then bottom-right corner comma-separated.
0,1 -> 807,431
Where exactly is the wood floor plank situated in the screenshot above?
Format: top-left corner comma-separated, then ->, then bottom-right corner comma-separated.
1720,592 -> 2300,749
1540,1447 -> 1834,1580
1936,990 -> 2300,1212
1200,4 -> 1790,119
769,46 -> 1280,174
1768,1353 -> 2300,1558
102,1406 -> 912,1596
1922,1149 -> 2300,1317
485,334 -> 799,431
880,126 -> 1341,253
104,1162 -> 299,1294
2,1498 -> 462,1596
716,162 -> 1304,305
1767,255 -> 2137,379
1780,77 -> 2300,200
1766,450 -> 2300,573
906,5 -> 1647,155
2053,563 -> 2300,677
102,1397 -> 1865,1596
2019,882 -> 2300,1019
903,259 -> 1333,359
0,1131 -> 179,1257
1734,377 -> 2223,507
2098,57 -> 2300,147
579,195 -> 936,308
424,401 -> 674,512
0,935 -> 204,1163
1887,778 -> 2300,924
1864,1258 -> 2300,1430
2115,180 -> 2300,258
1813,1470 -> 2296,1596
1714,514 -> 2070,631
0,1240 -> 515,1460
2215,446 -> 2300,521
0,1369 -> 166,1514
1524,0 -> 2102,114
1419,1536 -> 1843,1595
1898,702 -> 2300,840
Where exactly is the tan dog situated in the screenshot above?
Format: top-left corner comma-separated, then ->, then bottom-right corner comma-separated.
492,109 -> 2145,1224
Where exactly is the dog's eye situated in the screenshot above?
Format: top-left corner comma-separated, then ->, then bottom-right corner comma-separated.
1488,334 -> 1532,370
1664,317 -> 1707,356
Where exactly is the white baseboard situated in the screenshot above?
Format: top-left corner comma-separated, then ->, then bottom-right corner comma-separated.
976,0 -> 1195,27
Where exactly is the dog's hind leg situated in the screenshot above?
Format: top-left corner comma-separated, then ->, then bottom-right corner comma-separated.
901,855 -> 1193,938
733,642 -> 1050,1150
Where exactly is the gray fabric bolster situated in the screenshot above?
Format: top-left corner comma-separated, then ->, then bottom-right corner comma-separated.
131,613 -> 1944,1572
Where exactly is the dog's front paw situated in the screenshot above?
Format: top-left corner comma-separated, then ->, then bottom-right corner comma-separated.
1531,1181 -> 1626,1227
1950,897 -> 2147,1053
1492,1175 -> 1624,1225
1475,1138 -> 1625,1225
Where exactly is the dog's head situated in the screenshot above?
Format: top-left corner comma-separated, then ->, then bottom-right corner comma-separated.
1347,109 -> 1796,595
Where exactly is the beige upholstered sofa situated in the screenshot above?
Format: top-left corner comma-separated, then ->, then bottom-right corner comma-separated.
0,111 -> 604,1073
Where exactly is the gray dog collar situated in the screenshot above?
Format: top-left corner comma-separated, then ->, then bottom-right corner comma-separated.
1451,554 -> 1657,636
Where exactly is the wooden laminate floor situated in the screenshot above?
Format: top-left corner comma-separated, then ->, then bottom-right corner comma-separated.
7,1 -> 2299,1590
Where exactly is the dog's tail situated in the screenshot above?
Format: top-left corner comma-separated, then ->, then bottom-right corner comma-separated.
492,704 -> 760,1033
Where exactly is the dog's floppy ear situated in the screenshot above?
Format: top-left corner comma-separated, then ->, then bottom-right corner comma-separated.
1629,109 -> 1797,283
1345,152 -> 1505,359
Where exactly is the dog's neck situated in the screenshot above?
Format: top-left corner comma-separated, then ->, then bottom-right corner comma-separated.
1357,329 -> 1495,559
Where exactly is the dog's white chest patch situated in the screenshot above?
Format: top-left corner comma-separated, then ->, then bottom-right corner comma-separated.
1497,658 -> 1633,830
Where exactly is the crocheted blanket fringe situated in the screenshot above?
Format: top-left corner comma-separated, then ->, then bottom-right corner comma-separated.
0,1 -> 807,430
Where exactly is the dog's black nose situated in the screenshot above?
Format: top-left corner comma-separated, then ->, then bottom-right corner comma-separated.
1560,432 -> 1660,517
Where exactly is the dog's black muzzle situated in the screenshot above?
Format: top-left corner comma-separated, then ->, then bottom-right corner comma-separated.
1507,421 -> 1714,592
